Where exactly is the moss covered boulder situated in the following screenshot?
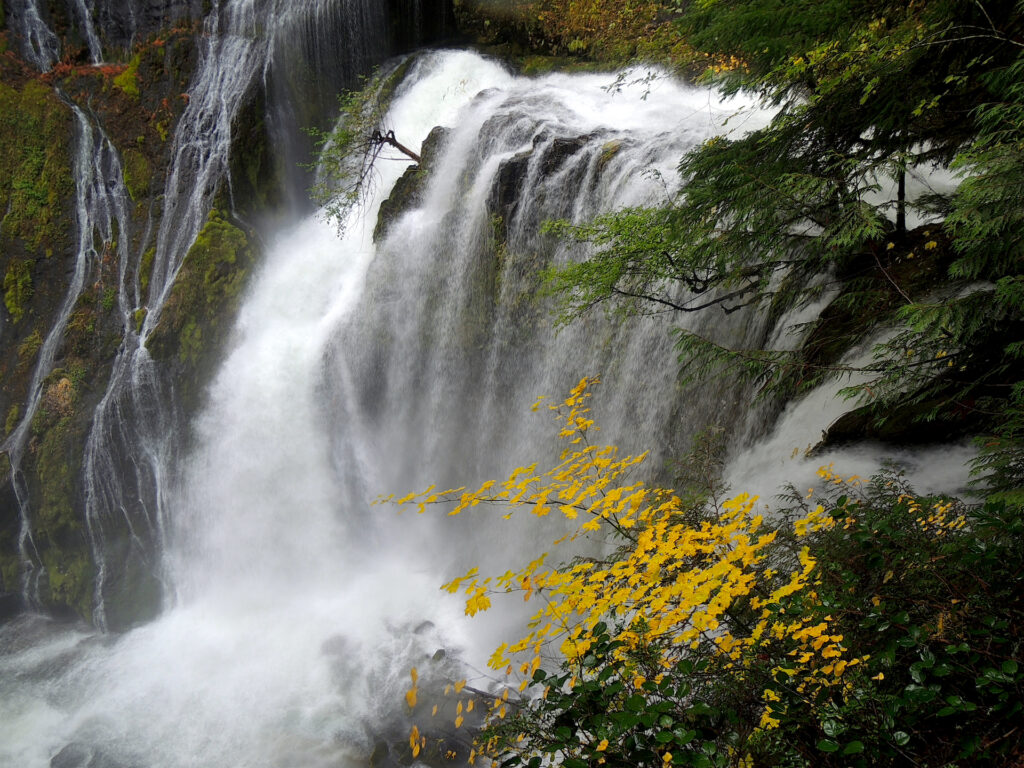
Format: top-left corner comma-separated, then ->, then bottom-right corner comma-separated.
146,209 -> 253,409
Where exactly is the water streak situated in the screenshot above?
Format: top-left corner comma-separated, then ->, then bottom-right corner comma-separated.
5,0 -> 60,71
1,102 -> 132,608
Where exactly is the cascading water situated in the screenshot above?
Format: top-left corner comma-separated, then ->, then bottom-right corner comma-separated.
0,29 -> 978,768
78,0 -> 442,629
0,102 -> 133,611
0,50 -> 783,768
5,0 -> 61,71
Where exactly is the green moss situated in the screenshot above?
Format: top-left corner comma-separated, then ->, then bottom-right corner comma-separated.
28,381 -> 92,620
0,80 -> 73,254
40,548 -> 92,622
0,554 -> 18,594
139,247 -> 156,294
3,259 -> 33,323
4,404 -> 18,436
133,307 -> 148,333
35,416 -> 77,533
113,54 -> 141,99
146,209 -> 252,365
122,148 -> 151,202
101,286 -> 117,312
65,307 -> 97,356
16,329 -> 42,367
598,140 -> 623,171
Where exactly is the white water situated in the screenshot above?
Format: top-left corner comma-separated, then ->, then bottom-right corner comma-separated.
4,0 -> 60,71
0,51 -> 772,768
725,335 -> 976,508
0,49 -> 976,768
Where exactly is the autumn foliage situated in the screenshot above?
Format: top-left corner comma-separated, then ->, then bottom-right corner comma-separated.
390,378 -> 1023,767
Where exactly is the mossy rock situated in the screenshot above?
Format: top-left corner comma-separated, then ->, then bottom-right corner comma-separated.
227,88 -> 282,217
21,374 -> 94,622
375,126 -> 451,243
113,53 -> 141,99
3,259 -> 33,323
147,209 -> 252,364
145,209 -> 254,415
122,148 -> 152,202
0,79 -> 74,255
138,247 -> 156,295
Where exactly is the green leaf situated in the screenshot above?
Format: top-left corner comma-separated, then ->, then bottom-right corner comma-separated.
673,729 -> 697,746
818,739 -> 840,753
843,741 -> 865,755
1002,659 -> 1019,675
611,712 -> 641,728
893,731 -> 910,746
823,720 -> 845,737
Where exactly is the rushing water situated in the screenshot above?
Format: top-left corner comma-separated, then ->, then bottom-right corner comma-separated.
0,36 -> 977,768
0,50 -> 766,768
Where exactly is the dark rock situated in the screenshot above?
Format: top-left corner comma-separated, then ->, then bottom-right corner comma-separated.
50,743 -> 97,768
0,591 -> 24,621
374,126 -> 451,242
814,398 -> 983,455
413,619 -> 435,634
489,150 -> 531,221
50,741 -> 133,768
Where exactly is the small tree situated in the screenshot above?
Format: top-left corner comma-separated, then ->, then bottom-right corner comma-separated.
309,63 -> 421,233
389,378 -> 1023,766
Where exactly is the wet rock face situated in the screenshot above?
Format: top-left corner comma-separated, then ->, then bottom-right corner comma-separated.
70,0 -> 205,52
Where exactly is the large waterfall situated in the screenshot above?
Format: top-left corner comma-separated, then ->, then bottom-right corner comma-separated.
0,48 -> 772,768
0,7 -> 976,768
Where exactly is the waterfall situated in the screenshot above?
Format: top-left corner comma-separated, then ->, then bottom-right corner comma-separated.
4,0 -> 60,71
78,0 -> 438,629
70,0 -> 105,63
0,50 -> 773,768
0,43 -> 977,768
0,102 -> 132,611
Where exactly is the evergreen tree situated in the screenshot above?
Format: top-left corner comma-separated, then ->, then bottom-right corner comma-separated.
544,0 -> 1024,493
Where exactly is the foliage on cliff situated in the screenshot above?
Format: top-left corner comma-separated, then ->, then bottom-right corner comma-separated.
454,0 -> 705,67
539,0 -> 1024,497
394,378 -> 1023,767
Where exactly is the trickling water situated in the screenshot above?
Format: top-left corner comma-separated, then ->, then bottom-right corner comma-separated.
70,0 -> 105,64
0,102 -> 132,610
5,0 -> 60,71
